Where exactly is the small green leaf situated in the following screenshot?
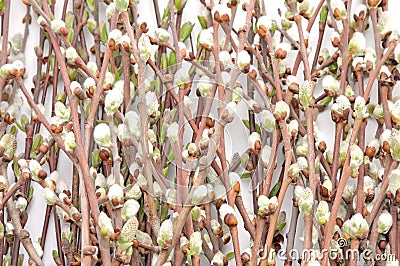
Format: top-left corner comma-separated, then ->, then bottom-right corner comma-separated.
198,15 -> 207,29
17,255 -> 23,266
92,149 -> 101,167
68,232 -> 73,243
160,203 -> 169,221
328,62 -> 338,73
159,123 -> 166,144
56,92 -> 67,103
255,124 -> 261,134
67,30 -> 73,43
86,0 -> 95,13
167,148 -> 174,163
15,120 -> 25,133
162,5 -> 170,25
163,167 -> 168,177
242,119 -> 250,130
269,182 -> 282,198
226,252 -> 235,260
276,212 -> 287,232
9,125 -> 17,135
28,187 -> 34,201
267,87 -> 276,98
100,22 -> 108,44
242,119 -> 261,134
52,250 -> 58,259
13,156 -> 21,178
276,222 -> 287,232
240,153 -> 249,168
169,51 -> 177,67
65,11 -> 75,29
240,172 -> 251,179
161,53 -> 168,70
318,95 -> 332,106
175,0 -> 183,10
179,22 -> 194,42
20,115 -> 30,127
320,5 -> 328,23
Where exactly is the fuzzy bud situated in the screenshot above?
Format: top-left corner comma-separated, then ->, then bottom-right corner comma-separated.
297,187 -> 314,215
376,211 -> 392,234
390,129 -> 400,161
65,47 -> 79,64
348,32 -> 366,56
315,200 -> 330,225
273,101 -> 290,120
187,232 -> 202,256
157,219 -> 173,248
199,29 -> 213,49
299,80 -> 313,109
248,132 -> 261,154
257,195 -> 278,216
342,213 -> 369,239
108,184 -> 124,208
237,50 -> 251,72
51,19 -> 66,34
105,89 -> 123,115
260,109 -> 276,132
197,76 -> 212,97
94,123 -> 112,148
119,217 -> 139,246
99,211 -> 114,238
389,169 -> 400,195
43,187 -> 58,205
349,144 -> 364,171
138,35 -> 152,62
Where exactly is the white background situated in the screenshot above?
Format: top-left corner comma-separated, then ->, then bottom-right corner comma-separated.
6,0 -> 400,265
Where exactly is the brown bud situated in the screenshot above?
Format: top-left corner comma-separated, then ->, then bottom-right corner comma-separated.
247,68 -> 257,79
215,198 -> 224,210
82,246 -> 98,256
206,117 -> 215,128
365,146 -> 376,160
288,83 -> 300,94
395,188 -> 400,204
367,0 -> 381,7
378,240 -> 387,250
241,252 -> 251,263
224,213 -> 238,227
257,25 -> 268,38
232,181 -> 241,193
132,239 -> 139,248
246,160 -> 254,171
275,48 -> 287,59
332,36 -> 341,47
20,211 -> 28,227
383,141 -> 391,153
72,212 -> 82,221
318,141 -> 327,152
223,234 -> 231,245
336,217 -> 343,227
365,188 -> 375,203
39,144 -> 48,154
111,198 -> 119,207
99,149 -> 110,161
60,27 -> 69,36
38,169 -> 47,180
